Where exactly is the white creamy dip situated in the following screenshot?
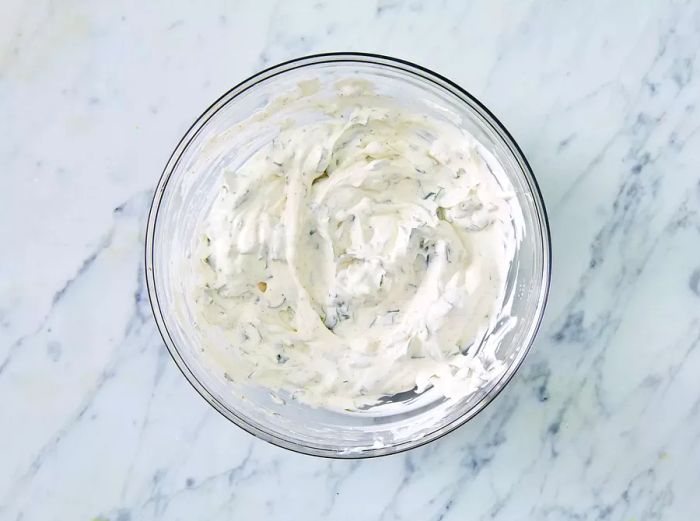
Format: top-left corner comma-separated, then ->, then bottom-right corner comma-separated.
188,80 -> 521,410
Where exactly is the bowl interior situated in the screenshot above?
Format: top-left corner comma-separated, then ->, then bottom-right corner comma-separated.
147,55 -> 549,457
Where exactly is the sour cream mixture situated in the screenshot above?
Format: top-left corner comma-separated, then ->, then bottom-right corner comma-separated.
189,80 -> 521,410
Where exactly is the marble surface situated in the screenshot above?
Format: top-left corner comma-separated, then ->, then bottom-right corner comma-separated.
2,0 -> 700,519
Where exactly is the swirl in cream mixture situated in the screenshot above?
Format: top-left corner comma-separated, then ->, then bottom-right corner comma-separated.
190,81 -> 519,410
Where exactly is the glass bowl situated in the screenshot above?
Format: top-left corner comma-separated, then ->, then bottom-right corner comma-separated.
145,53 -> 551,458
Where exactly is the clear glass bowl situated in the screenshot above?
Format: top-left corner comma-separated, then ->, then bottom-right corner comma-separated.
145,53 -> 551,458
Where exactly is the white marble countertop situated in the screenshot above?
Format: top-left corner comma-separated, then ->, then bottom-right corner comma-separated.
3,1 -> 700,519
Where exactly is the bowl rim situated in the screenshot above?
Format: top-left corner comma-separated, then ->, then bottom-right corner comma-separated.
145,51 -> 552,459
